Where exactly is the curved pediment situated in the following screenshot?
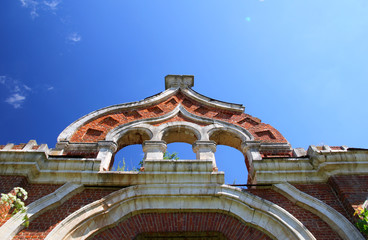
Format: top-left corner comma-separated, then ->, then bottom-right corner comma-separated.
57,75 -> 288,145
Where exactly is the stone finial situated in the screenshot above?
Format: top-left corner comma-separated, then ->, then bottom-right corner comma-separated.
165,75 -> 194,89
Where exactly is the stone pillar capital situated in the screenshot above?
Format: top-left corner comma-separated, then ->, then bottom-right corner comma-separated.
142,141 -> 167,153
192,140 -> 217,170
192,140 -> 217,153
98,141 -> 118,152
241,141 -> 261,152
142,140 -> 167,160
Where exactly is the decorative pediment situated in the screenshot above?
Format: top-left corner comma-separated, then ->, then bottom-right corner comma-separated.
57,75 -> 288,145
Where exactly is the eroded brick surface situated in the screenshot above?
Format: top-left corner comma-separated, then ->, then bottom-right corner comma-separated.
293,183 -> 350,221
328,175 -> 368,217
91,212 -> 273,240
14,188 -> 115,240
247,189 -> 342,240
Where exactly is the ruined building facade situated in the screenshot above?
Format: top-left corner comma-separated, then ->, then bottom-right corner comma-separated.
0,75 -> 367,239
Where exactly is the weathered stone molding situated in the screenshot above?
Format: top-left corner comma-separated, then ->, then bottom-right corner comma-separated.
273,183 -> 364,240
192,140 -> 217,169
45,184 -> 315,240
253,148 -> 368,184
0,182 -> 84,240
58,76 -> 247,143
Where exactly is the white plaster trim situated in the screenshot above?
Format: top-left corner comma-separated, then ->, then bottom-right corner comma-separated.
182,88 -> 245,112
273,183 -> 365,240
0,182 -> 84,240
46,184 -> 315,240
105,104 -> 254,144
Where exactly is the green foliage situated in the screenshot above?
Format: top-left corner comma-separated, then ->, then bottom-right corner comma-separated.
113,151 -> 179,171
0,187 -> 29,227
355,207 -> 368,234
163,151 -> 179,160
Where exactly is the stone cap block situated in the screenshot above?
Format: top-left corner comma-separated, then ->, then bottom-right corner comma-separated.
165,75 -> 194,89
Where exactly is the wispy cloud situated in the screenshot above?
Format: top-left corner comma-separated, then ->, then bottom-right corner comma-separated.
0,76 -> 32,109
47,86 -> 54,91
5,94 -> 26,109
43,0 -> 61,11
19,0 -> 61,18
67,32 -> 82,43
20,0 -> 39,18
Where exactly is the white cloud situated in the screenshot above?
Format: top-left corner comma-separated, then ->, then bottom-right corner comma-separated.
47,86 -> 54,91
67,32 -> 82,43
19,0 -> 62,18
5,94 -> 26,109
23,85 -> 32,91
43,0 -> 61,10
0,76 -> 33,109
20,0 -> 39,18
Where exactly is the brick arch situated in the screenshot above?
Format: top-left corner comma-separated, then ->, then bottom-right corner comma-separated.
90,212 -> 273,240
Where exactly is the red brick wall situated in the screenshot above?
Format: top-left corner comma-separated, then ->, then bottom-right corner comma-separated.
0,176 -> 61,227
91,212 -> 272,240
328,175 -> 368,217
247,189 -> 342,240
14,188 -> 116,240
293,183 -> 350,221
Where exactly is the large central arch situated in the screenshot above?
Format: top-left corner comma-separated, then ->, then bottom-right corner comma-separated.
45,184 -> 315,240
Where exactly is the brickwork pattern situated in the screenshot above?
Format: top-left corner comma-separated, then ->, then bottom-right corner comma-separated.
91,212 -> 273,240
14,188 -> 115,240
247,189 -> 342,240
69,91 -> 287,145
0,176 -> 61,227
293,183 -> 350,221
328,175 -> 368,218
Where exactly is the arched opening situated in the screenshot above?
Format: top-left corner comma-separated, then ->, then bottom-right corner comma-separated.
111,144 -> 143,171
111,129 -> 151,171
209,129 -> 249,185
161,125 -> 199,144
215,145 -> 248,184
166,142 -> 196,160
160,125 -> 199,160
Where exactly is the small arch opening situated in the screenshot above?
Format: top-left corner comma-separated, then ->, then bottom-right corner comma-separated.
111,144 -> 143,171
111,129 -> 150,171
209,129 -> 249,185
166,142 -> 196,160
161,126 -> 199,144
215,145 -> 248,185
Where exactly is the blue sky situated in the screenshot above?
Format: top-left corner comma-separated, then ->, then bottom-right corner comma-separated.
1,0 -> 368,183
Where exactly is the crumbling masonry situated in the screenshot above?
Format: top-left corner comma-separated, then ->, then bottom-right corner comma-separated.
0,75 -> 367,239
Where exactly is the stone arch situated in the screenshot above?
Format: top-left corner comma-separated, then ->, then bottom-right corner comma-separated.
207,126 -> 251,183
157,122 -> 202,144
207,127 -> 246,151
45,185 -> 315,240
106,126 -> 153,171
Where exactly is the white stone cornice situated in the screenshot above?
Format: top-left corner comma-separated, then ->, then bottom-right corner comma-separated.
182,88 -> 245,113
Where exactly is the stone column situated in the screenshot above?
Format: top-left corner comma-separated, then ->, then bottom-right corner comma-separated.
142,141 -> 167,160
241,141 -> 261,181
192,140 -> 217,170
97,141 -> 118,171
